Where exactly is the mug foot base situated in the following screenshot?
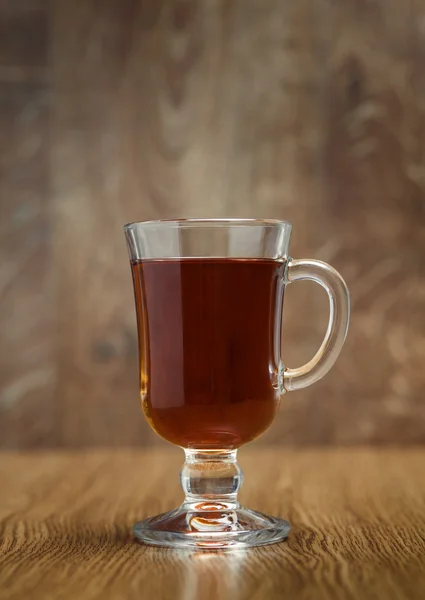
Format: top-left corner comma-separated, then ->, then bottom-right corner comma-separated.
133,505 -> 290,550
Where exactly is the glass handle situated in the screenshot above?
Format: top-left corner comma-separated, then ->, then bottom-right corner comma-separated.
283,258 -> 350,392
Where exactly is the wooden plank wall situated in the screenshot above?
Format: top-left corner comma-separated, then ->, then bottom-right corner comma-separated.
0,0 -> 424,447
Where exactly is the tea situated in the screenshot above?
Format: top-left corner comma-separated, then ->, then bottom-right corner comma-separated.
126,219 -> 349,548
131,258 -> 285,449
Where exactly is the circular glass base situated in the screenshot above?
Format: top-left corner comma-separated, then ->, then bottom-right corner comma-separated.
133,505 -> 290,549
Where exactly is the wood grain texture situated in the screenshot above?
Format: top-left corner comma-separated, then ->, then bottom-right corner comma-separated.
0,1 -> 54,447
1,448 -> 425,600
48,0 -> 425,447
1,0 -> 425,446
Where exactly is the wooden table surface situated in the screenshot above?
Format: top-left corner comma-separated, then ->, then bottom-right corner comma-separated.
1,448 -> 425,600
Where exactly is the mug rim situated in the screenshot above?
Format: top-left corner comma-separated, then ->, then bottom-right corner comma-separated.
124,218 -> 292,230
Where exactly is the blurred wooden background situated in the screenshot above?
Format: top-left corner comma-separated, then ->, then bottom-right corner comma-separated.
0,0 -> 424,448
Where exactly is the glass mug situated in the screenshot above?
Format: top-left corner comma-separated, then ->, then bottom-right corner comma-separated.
125,219 -> 350,549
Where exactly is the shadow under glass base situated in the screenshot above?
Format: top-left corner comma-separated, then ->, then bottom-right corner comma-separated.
133,505 -> 290,549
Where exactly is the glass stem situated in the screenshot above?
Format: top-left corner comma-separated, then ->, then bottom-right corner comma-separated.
180,449 -> 243,510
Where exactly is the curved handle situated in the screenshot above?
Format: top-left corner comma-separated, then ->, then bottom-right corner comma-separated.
283,258 -> 350,392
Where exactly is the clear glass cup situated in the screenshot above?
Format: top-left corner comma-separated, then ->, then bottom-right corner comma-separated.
125,219 -> 350,549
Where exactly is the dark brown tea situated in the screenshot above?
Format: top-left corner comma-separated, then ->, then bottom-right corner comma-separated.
131,258 -> 285,449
